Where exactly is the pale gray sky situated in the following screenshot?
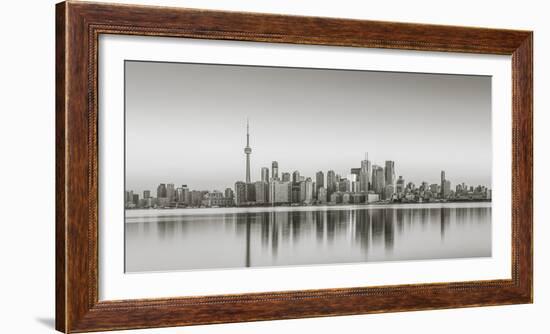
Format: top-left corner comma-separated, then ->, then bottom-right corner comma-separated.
125,60 -> 491,193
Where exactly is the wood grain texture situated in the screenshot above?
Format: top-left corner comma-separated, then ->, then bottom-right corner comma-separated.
55,1 -> 533,332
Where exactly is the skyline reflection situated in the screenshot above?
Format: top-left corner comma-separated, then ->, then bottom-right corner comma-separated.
125,204 -> 491,272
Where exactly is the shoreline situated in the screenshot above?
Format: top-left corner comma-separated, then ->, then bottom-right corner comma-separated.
125,200 -> 492,219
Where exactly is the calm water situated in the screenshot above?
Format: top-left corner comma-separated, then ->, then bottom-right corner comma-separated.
125,203 -> 491,272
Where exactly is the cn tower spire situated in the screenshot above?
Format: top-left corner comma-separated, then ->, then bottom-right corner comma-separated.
244,118 -> 252,183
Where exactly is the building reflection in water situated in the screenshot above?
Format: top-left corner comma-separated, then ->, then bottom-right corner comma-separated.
125,205 -> 492,272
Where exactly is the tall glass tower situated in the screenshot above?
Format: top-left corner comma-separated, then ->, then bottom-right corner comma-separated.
244,119 -> 252,183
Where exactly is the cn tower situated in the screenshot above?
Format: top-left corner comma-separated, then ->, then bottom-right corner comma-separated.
244,118 -> 252,183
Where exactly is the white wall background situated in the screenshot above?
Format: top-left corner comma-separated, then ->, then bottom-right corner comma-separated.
0,0 -> 546,333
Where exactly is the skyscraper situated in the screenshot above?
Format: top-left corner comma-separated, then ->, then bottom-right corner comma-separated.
292,170 -> 301,184
271,161 -> 279,181
315,171 -> 324,192
372,165 -> 385,195
234,181 -> 247,206
359,154 -> 371,192
261,167 -> 269,182
396,176 -> 405,194
303,179 -> 314,204
244,119 -> 252,183
443,180 -> 452,198
281,172 -> 291,182
269,180 -> 291,204
156,183 -> 167,199
224,188 -> 234,201
166,183 -> 175,202
327,170 -> 336,197
255,181 -> 269,203
440,170 -> 446,198
385,160 -> 395,186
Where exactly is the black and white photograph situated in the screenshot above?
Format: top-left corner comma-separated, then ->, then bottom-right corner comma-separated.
124,61 -> 493,272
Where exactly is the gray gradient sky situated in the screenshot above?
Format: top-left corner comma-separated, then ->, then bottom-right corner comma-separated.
125,61 -> 491,193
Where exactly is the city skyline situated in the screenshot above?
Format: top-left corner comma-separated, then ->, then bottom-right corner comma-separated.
125,118 -> 491,209
125,61 -> 492,193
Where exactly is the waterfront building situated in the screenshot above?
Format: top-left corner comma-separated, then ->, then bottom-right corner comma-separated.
166,183 -> 175,202
440,170 -> 446,198
330,192 -> 342,204
338,178 -> 351,192
292,170 -> 301,184
291,183 -> 301,203
372,165 -> 385,195
234,181 -> 247,206
255,181 -> 269,203
190,190 -> 205,206
261,167 -> 269,182
246,183 -> 256,203
175,187 -> 185,203
442,179 -> 452,198
303,179 -> 314,204
315,171 -> 324,192
143,190 -> 151,199
181,185 -> 190,204
271,161 -> 279,181
224,188 -> 234,201
327,170 -> 336,197
384,184 -> 395,201
281,172 -> 291,182
430,183 -> 439,195
385,160 -> 396,186
359,158 -> 371,192
127,190 -> 134,205
269,181 -> 291,204
156,183 -> 167,199
360,155 -> 372,191
352,181 -> 360,193
350,168 -> 361,184
157,197 -> 169,208
366,193 -> 380,203
396,176 -> 405,194
317,187 -> 328,204
342,192 -> 351,204
202,191 -> 231,207
351,193 -> 364,204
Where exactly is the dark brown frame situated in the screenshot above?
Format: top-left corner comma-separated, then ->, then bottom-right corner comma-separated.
56,1 -> 533,332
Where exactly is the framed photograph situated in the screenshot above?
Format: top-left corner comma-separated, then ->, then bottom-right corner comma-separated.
56,1 -> 532,332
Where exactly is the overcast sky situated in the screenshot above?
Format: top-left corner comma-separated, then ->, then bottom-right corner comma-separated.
125,60 -> 491,193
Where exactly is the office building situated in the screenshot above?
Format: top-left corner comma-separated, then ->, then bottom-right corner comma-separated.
327,170 -> 336,197
156,183 -> 167,199
234,181 -> 247,206
255,181 -> 269,203
372,165 -> 385,195
271,161 -> 279,181
385,160 -> 395,186
317,187 -> 327,204
396,176 -> 405,194
315,171 -> 324,192
261,167 -> 269,182
166,183 -> 175,202
281,172 -> 291,182
359,156 -> 371,192
269,181 -> 291,204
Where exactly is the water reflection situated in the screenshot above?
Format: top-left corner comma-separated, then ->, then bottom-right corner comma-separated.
125,204 -> 491,272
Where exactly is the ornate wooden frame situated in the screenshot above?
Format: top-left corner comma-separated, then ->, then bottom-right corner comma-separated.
56,1 -> 533,332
